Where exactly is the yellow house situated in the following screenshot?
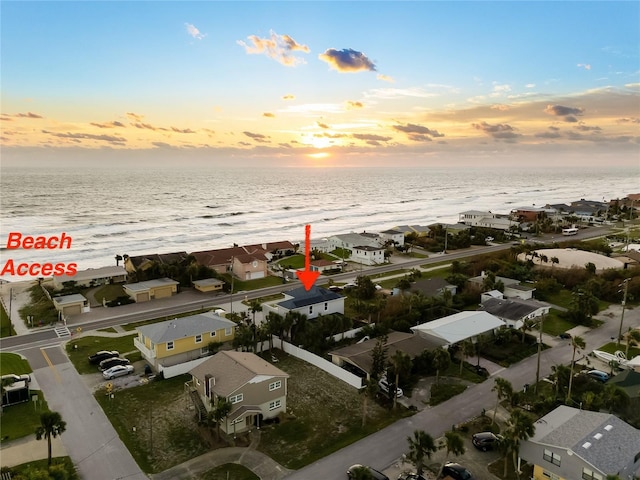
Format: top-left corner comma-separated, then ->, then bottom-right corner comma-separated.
134,311 -> 237,370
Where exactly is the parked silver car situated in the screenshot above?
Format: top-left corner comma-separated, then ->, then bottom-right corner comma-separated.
102,364 -> 134,380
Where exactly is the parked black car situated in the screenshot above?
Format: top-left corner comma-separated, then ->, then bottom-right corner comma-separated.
472,431 -> 502,451
99,357 -> 131,371
441,462 -> 475,480
347,464 -> 389,480
88,350 -> 119,364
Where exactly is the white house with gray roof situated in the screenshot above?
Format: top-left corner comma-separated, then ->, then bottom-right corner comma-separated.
263,286 -> 344,319
519,405 -> 640,480
411,311 -> 504,346
479,297 -> 550,329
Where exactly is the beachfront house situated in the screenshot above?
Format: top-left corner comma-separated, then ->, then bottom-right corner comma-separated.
134,311 -> 237,371
53,266 -> 127,289
189,351 -> 289,434
379,228 -> 405,247
123,252 -> 188,274
458,210 -> 518,231
519,405 -> 640,480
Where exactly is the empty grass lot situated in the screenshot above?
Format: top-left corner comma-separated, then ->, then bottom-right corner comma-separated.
257,354 -> 412,469
66,334 -> 138,374
95,374 -> 210,473
0,352 -> 33,376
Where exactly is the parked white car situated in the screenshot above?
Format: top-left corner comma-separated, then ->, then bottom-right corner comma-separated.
102,364 -> 134,380
378,377 -> 403,398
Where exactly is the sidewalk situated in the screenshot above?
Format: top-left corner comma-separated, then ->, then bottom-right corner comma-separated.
0,434 -> 67,468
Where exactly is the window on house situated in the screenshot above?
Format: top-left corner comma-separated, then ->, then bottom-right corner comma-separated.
541,471 -> 560,480
324,302 -> 328,310
543,449 -> 561,466
167,341 -> 174,351
210,331 -> 217,338
229,393 -> 243,404
195,334 -> 202,343
201,347 -> 209,355
225,327 -> 233,336
269,399 -> 281,410
269,380 -> 282,391
582,469 -> 603,480
309,305 -> 313,314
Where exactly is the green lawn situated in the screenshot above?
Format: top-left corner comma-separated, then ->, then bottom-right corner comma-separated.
2,457 -> 79,480
66,334 -> 137,374
541,309 -> 577,336
220,274 -> 285,292
0,353 -> 43,442
1,303 -> 16,337
0,352 -> 33,375
91,284 -> 125,303
196,464 -> 259,480
596,341 -> 640,359
0,390 -> 48,443
544,290 -> 575,309
275,254 -> 305,269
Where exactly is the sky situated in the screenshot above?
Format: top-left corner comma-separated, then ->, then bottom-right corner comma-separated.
1,1 -> 639,167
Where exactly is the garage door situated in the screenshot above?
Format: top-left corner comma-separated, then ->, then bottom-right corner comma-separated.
249,271 -> 265,280
136,292 -> 150,302
154,286 -> 173,298
63,305 -> 82,316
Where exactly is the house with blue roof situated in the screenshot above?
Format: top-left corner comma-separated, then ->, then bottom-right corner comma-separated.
263,286 -> 344,319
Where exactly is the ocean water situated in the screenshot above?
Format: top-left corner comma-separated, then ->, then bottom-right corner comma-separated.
0,164 -> 638,280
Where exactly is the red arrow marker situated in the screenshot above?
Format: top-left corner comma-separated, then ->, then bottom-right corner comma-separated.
296,224 -> 320,291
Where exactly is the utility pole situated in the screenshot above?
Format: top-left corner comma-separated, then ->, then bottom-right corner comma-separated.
535,315 -> 545,394
617,279 -> 629,348
230,256 -> 235,315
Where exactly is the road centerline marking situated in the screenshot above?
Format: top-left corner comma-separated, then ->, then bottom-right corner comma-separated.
40,347 -> 62,384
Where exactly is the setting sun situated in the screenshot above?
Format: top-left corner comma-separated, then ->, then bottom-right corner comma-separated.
307,152 -> 331,159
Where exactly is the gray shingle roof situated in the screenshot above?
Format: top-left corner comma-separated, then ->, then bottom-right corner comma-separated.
531,406 -> 640,475
137,311 -> 236,343
479,297 -> 548,320
277,286 -> 342,310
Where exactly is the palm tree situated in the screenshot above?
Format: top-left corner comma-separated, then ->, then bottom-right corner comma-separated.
209,397 -> 232,440
502,409 -> 535,479
519,317 -> 537,343
459,340 -> 476,375
437,431 -> 465,477
406,429 -> 437,476
492,377 -> 513,426
566,335 -> 586,403
35,410 -> 67,466
360,379 -> 378,427
264,312 -> 282,351
248,299 -> 262,325
432,347 -> 450,385
388,350 -> 411,409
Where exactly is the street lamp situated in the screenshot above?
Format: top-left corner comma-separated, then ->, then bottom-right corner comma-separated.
617,279 -> 629,349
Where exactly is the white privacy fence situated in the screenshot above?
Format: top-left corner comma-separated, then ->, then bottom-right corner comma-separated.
274,336 -> 363,389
